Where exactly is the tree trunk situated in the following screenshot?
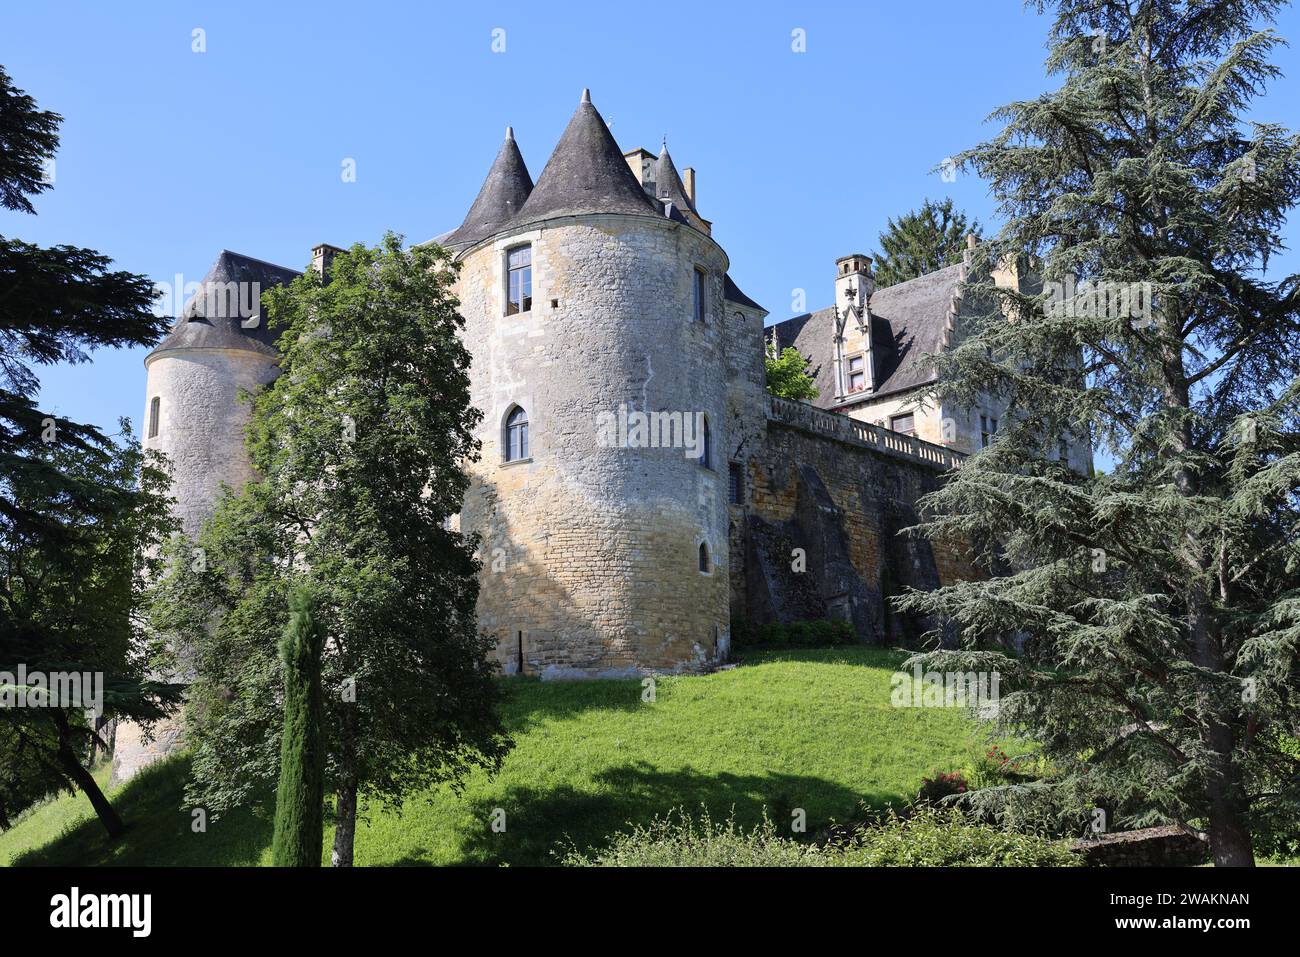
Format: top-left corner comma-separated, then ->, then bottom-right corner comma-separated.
1202,709 -> 1256,866
330,706 -> 359,867
331,775 -> 357,867
52,712 -> 124,839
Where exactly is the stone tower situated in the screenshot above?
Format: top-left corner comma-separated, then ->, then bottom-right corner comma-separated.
449,90 -> 734,677
112,251 -> 298,785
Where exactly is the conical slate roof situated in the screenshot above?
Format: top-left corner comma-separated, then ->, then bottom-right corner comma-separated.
445,127 -> 534,248
512,90 -> 660,225
149,250 -> 300,360
654,144 -> 695,212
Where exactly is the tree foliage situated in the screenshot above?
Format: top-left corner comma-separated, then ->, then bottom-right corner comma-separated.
149,235 -> 511,865
872,197 -> 982,288
899,0 -> 1300,866
271,587 -> 326,867
764,344 -> 820,401
0,64 -> 177,836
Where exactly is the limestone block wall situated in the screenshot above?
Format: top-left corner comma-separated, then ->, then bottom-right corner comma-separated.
734,413 -> 980,645
723,299 -> 768,629
143,348 -> 278,536
455,214 -> 732,677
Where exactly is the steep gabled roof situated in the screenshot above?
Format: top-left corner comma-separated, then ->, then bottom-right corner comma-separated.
444,127 -> 534,249
149,250 -> 300,360
512,90 -> 661,226
767,262 -> 966,407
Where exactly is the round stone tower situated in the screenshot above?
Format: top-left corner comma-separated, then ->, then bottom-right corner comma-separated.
111,251 -> 298,784
450,91 -> 732,677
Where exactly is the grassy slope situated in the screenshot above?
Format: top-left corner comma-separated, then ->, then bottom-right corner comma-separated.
4,648 -> 1000,867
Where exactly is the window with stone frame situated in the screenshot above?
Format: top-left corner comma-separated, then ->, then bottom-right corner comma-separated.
148,396 -> 160,439
846,353 -> 866,393
728,461 -> 744,504
506,245 -> 532,315
980,413 -> 999,448
504,405 -> 529,461
890,412 -> 915,436
693,267 -> 707,322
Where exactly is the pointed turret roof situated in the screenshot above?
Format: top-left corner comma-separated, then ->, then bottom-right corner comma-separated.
512,89 -> 660,225
654,142 -> 695,212
148,250 -> 300,360
445,126 -> 534,248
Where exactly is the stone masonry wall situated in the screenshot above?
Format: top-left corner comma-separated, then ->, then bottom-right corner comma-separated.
455,214 -> 733,677
734,404 -> 979,645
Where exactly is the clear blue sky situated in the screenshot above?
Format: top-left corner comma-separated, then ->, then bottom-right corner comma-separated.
5,0 -> 1299,438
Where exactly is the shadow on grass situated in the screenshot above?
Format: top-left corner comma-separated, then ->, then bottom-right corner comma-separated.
498,674 -> 650,734
452,760 -> 893,867
13,753 -> 273,867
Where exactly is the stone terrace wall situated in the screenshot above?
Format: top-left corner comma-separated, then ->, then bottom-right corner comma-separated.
732,396 -> 977,644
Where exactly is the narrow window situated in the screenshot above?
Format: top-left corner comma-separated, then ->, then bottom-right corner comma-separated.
700,416 -> 712,469
698,542 -> 711,573
980,414 -> 998,449
506,245 -> 532,315
728,462 -> 744,504
890,413 -> 915,436
516,631 -> 525,675
504,405 -> 529,461
846,354 -> 865,393
693,268 -> 707,322
148,396 -> 160,439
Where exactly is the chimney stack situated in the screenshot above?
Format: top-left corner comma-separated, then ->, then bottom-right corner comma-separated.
312,243 -> 345,279
682,167 -> 696,205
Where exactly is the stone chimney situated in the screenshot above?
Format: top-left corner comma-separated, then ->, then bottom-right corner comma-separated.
622,148 -> 656,194
312,243 -> 345,279
682,167 -> 696,205
835,253 -> 875,313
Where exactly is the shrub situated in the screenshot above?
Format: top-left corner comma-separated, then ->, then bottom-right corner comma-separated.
561,806 -> 1078,867
915,769 -> 968,804
559,809 -> 830,867
966,747 -> 1012,791
835,807 -> 1079,867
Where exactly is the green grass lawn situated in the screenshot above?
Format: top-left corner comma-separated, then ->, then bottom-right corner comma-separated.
3,648 -> 1006,867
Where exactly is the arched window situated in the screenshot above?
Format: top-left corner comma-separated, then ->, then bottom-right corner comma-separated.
700,415 -> 712,469
148,396 -> 160,439
504,405 -> 529,462
698,542 -> 711,573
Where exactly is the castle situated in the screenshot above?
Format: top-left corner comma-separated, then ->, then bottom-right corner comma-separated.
113,90 -> 1086,781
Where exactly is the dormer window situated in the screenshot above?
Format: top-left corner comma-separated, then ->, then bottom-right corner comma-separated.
506,245 -> 532,315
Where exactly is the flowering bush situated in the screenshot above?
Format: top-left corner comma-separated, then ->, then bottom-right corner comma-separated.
915,769 -> 968,804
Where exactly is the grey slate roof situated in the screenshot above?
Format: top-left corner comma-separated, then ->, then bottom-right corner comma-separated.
654,145 -> 708,232
150,250 -> 300,359
444,127 -> 534,249
512,90 -> 661,226
769,262 -> 964,407
724,274 -> 763,312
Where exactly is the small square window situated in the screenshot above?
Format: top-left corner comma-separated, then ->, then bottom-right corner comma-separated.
890,413 -> 915,436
